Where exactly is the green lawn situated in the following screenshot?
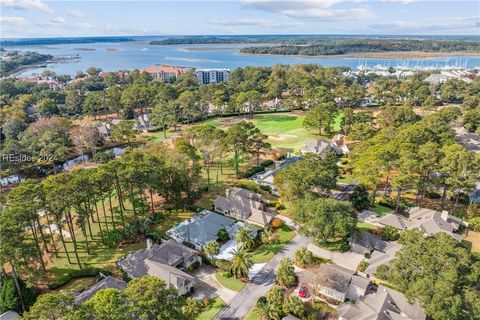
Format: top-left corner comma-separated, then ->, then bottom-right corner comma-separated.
370,204 -> 392,216
250,224 -> 295,263
243,308 -> 258,320
338,174 -> 354,184
55,276 -> 97,292
356,222 -> 378,233
44,199 -> 195,285
153,210 -> 195,235
196,297 -> 225,320
314,238 -> 350,252
215,272 -> 246,291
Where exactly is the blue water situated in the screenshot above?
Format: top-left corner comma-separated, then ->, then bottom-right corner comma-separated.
5,41 -> 480,76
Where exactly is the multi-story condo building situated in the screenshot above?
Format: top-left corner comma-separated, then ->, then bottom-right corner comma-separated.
142,65 -> 188,82
194,68 -> 230,84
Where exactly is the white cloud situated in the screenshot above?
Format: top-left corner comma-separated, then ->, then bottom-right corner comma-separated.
49,17 -> 66,25
240,0 -> 376,21
209,18 -> 302,28
0,16 -> 28,26
369,16 -> 480,33
1,0 -> 53,13
79,22 -> 95,30
68,10 -> 88,18
381,0 -> 415,3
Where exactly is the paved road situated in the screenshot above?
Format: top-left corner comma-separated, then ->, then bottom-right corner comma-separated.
215,234 -> 312,320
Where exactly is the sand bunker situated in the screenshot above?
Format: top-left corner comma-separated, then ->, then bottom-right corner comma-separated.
269,134 -> 298,141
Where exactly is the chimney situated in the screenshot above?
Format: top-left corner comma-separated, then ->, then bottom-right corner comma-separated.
146,238 -> 153,250
441,210 -> 449,221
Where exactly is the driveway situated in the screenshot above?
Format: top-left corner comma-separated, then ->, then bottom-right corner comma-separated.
215,233 -> 312,320
192,264 -> 237,303
307,243 -> 363,271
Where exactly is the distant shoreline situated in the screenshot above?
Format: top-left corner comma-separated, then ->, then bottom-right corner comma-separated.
238,51 -> 480,59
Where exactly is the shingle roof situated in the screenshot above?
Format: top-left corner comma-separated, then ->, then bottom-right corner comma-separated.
128,259 -> 194,290
350,231 -> 387,253
142,65 -> 187,75
378,214 -> 408,229
301,139 -> 339,155
380,208 -> 467,241
338,285 -> 426,320
74,276 -> 127,305
305,264 -> 357,293
169,211 -> 237,247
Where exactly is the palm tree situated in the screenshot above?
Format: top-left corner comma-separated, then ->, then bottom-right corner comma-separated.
235,226 -> 255,251
204,240 -> 220,262
261,226 -> 278,245
229,248 -> 252,279
255,298 -> 280,320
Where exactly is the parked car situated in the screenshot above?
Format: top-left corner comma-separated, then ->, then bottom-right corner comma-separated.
298,284 -> 308,298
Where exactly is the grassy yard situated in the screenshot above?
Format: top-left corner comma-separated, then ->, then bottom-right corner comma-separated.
196,297 -> 225,320
370,204 -> 392,216
43,198 -> 195,286
152,210 -> 195,235
338,174 -> 354,184
215,272 -> 246,291
314,238 -> 350,252
243,308 -> 258,320
356,222 -> 378,233
55,276 -> 97,292
464,231 -> 480,253
250,224 -> 296,263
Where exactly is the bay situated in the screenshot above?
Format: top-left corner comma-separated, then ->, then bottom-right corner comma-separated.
5,41 -> 480,76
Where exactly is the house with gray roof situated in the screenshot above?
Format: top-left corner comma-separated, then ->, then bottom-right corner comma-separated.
378,207 -> 467,241
74,276 -> 127,305
300,264 -> 370,303
214,187 -> 276,227
300,139 -> 342,158
166,210 -> 258,250
349,231 -> 387,255
338,285 -> 426,320
250,156 -> 301,195
117,239 -> 200,295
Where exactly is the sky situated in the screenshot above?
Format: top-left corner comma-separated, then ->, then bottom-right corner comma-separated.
0,0 -> 479,38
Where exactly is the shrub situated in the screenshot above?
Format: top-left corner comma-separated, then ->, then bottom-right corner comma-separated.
378,196 -> 396,209
144,229 -> 164,242
380,225 -> 400,241
215,259 -> 231,272
217,228 -> 229,241
243,166 -> 265,178
294,247 -> 315,267
104,229 -> 125,247
236,179 -> 261,193
0,276 -> 37,313
469,217 -> 480,231
222,271 -> 233,278
260,159 -> 274,167
358,261 -> 369,273
272,218 -> 283,228
275,202 -> 286,210
260,184 -> 272,193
